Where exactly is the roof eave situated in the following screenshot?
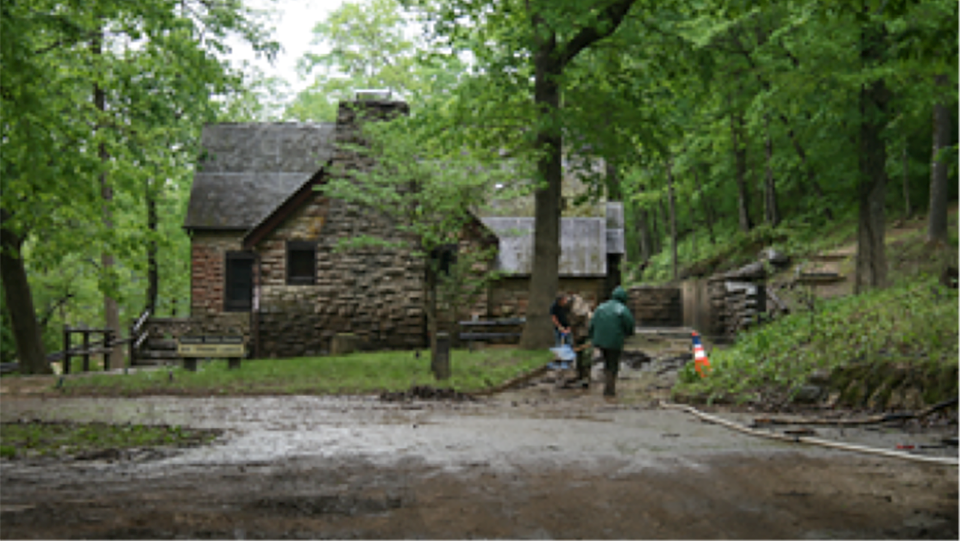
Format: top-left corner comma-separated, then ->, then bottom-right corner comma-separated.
242,162 -> 332,249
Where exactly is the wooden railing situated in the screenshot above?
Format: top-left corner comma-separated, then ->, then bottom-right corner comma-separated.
61,326 -> 122,374
0,308 -> 155,375
127,308 -> 152,367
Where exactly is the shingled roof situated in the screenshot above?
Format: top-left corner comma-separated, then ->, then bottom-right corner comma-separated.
184,123 -> 336,230
478,202 -> 624,278
479,217 -> 604,277
184,118 -> 625,280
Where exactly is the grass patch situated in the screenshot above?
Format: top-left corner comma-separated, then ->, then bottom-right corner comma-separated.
56,347 -> 553,397
0,421 -> 219,460
674,275 -> 959,404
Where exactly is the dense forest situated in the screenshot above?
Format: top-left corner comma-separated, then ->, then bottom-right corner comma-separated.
2,0 -> 957,372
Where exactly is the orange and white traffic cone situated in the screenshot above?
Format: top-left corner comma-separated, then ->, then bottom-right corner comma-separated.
691,331 -> 711,378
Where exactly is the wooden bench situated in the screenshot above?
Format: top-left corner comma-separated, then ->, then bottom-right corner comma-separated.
458,318 -> 525,346
177,336 -> 245,371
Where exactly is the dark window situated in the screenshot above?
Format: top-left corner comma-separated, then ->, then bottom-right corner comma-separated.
429,243 -> 458,276
287,241 -> 316,285
224,252 -> 254,312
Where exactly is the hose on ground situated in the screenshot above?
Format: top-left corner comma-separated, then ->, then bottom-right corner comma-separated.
658,401 -> 958,467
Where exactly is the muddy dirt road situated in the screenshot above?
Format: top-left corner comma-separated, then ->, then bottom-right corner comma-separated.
2,374 -> 957,540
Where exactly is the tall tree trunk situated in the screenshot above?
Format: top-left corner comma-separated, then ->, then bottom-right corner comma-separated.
93,28 -> 122,368
730,106 -> 752,232
764,114 -> 780,226
659,194 -> 669,255
146,177 -> 158,314
0,210 -> 50,374
694,166 -> 716,244
638,203 -> 652,262
520,0 -> 635,348
666,159 -> 678,281
927,74 -> 950,245
425,264 -> 447,379
632,184 -> 652,264
605,160 -> 622,200
780,119 -> 833,221
687,179 -> 698,259
604,161 -> 622,299
855,18 -> 889,293
520,30 -> 562,349
650,198 -> 660,255
729,34 -> 833,221
902,137 -> 911,219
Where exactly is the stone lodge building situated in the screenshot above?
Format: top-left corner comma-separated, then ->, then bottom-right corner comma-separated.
184,99 -> 624,358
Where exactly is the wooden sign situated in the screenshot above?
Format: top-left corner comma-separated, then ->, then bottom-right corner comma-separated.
178,336 -> 246,358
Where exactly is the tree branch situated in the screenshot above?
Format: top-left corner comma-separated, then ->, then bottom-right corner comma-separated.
559,0 -> 637,67
33,30 -> 102,56
37,293 -> 75,331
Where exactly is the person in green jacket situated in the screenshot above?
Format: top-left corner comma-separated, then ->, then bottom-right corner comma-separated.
588,286 -> 636,397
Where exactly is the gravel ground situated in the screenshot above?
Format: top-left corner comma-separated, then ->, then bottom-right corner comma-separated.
1,343 -> 957,539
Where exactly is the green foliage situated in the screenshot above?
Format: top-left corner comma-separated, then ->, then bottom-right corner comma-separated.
285,0 -> 466,122
1,0 -> 277,366
217,66 -> 291,122
57,348 -> 553,396
675,275 -> 959,403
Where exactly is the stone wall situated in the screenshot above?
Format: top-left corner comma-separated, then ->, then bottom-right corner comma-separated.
626,286 -> 683,327
143,318 -> 195,341
487,277 -> 605,319
255,202 -> 425,356
254,100 -> 426,357
707,263 -> 767,342
189,231 -> 252,338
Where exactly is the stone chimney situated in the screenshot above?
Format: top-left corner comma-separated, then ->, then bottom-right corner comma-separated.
332,97 -> 409,173
335,99 -> 409,136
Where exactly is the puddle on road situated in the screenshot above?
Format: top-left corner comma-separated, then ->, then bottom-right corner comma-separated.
2,381 -> 954,477
0,393 -> 805,478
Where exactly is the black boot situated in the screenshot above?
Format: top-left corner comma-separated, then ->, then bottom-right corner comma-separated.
604,371 -> 616,397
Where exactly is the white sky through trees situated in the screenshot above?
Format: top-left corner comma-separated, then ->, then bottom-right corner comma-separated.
227,0 -> 345,94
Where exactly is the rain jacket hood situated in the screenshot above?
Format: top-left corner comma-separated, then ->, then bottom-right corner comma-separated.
611,286 -> 628,304
587,287 -> 636,350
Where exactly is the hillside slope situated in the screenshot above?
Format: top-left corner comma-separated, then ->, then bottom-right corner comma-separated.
671,207 -> 958,410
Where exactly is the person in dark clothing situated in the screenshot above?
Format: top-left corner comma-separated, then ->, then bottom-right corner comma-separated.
550,294 -> 571,346
588,286 -> 636,398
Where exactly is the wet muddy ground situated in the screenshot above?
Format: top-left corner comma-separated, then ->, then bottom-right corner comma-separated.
2,347 -> 957,539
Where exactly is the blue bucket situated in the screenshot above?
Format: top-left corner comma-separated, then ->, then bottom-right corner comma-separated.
549,345 -> 577,362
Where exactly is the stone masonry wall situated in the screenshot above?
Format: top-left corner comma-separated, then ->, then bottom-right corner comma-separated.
255,100 -> 425,357
627,285 -> 683,327
256,198 -> 425,357
487,277 -> 605,319
190,231 -> 252,339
